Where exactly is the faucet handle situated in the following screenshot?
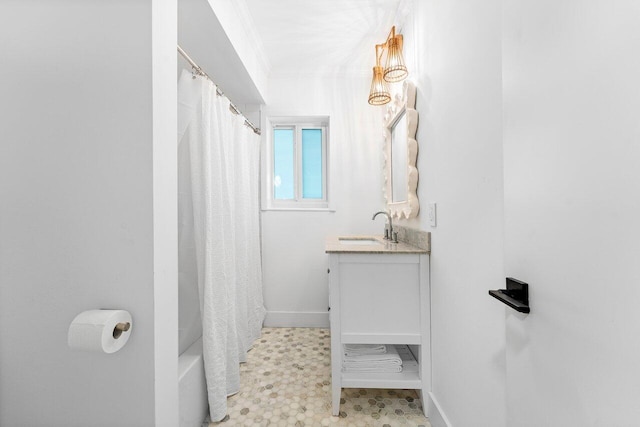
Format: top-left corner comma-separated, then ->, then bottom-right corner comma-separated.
384,228 -> 389,240
392,231 -> 399,243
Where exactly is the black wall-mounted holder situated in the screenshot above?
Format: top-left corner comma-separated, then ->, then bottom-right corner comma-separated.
489,277 -> 530,313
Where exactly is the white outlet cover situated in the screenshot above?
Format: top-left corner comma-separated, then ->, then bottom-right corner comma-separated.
428,202 -> 437,227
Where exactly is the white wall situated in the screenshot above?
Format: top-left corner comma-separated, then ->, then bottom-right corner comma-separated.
153,0 -> 179,425
261,74 -> 386,327
0,1 -> 178,425
178,0 -> 267,106
205,0 -> 270,103
399,1 -> 507,425
503,0 -> 640,425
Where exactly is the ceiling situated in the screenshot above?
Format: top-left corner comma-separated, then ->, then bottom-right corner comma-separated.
243,0 -> 412,77
178,0 -> 413,106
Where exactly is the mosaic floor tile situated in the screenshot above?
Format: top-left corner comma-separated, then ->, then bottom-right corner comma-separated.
209,327 -> 431,427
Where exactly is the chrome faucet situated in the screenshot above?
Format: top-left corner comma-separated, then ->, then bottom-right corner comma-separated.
372,211 -> 395,242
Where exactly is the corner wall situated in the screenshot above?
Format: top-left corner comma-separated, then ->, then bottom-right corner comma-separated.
0,1 -> 177,425
399,1 -> 506,425
153,0 -> 179,424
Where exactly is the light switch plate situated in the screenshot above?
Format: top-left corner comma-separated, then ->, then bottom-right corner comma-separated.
428,202 -> 437,227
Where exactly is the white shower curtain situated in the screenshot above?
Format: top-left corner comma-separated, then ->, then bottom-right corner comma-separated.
178,70 -> 266,422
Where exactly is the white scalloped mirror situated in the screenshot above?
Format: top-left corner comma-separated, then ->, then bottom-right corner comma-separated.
383,80 -> 419,219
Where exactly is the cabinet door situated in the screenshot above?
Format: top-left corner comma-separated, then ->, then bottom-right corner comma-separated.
338,254 -> 421,337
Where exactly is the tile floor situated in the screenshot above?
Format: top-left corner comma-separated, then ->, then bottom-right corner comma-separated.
210,327 -> 431,427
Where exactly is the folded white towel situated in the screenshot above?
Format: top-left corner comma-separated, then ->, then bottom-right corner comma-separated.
343,344 -> 403,373
342,365 -> 403,373
343,344 -> 387,357
343,356 -> 402,366
344,344 -> 400,363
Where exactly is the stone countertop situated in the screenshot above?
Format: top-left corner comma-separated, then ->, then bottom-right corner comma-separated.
325,235 -> 429,254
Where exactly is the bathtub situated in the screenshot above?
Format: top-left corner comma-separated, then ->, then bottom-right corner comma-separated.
179,337 -> 208,427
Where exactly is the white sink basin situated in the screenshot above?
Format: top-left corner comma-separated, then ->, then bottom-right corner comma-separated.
338,238 -> 382,246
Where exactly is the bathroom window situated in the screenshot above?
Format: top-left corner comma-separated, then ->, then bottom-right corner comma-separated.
264,117 -> 329,210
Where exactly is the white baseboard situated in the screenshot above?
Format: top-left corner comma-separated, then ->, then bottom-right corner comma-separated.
427,392 -> 452,427
263,311 -> 329,328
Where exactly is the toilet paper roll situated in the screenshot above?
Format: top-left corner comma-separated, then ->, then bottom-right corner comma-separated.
68,309 -> 132,353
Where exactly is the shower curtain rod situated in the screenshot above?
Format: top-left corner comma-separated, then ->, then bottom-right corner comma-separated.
177,45 -> 261,135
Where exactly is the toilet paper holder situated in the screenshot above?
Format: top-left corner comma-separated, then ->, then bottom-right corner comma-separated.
68,309 -> 133,353
113,322 -> 131,339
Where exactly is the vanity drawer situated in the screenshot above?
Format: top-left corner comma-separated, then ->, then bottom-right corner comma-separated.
337,256 -> 421,336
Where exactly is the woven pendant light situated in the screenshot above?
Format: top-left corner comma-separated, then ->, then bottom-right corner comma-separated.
383,31 -> 408,82
368,65 -> 391,105
368,26 -> 408,106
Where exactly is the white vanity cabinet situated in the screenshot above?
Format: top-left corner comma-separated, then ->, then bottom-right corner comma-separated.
326,236 -> 430,416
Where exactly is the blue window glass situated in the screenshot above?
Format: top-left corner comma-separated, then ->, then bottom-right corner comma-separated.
273,128 -> 295,199
301,129 -> 323,199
